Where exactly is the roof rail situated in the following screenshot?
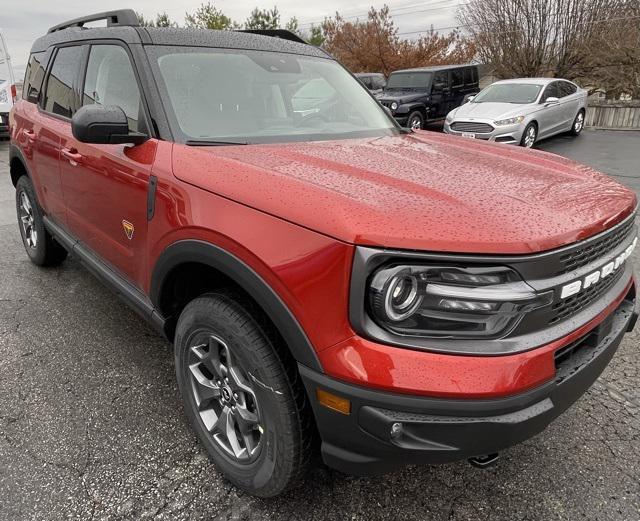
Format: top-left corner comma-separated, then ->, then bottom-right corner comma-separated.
238,29 -> 307,45
47,9 -> 140,34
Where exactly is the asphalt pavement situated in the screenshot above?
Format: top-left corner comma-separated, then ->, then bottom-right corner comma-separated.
0,130 -> 639,520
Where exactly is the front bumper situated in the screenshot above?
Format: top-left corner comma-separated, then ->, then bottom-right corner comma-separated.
443,119 -> 525,145
301,293 -> 637,476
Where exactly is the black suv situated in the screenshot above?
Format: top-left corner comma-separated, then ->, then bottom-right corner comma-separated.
378,64 -> 479,130
354,72 -> 386,95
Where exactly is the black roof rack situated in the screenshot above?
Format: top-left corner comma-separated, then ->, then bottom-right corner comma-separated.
48,9 -> 140,33
238,29 -> 307,45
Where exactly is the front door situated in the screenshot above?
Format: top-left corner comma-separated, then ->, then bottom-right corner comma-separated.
59,43 -> 155,288
537,81 -> 565,138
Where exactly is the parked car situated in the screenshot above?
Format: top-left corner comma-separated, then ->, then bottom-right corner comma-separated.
354,72 -> 386,95
378,64 -> 479,130
0,29 -> 17,138
444,78 -> 588,147
9,9 -> 638,498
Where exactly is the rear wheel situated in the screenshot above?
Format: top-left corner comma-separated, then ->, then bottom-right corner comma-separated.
569,109 -> 585,136
520,122 -> 538,148
406,110 -> 424,131
174,292 -> 312,497
15,176 -> 67,266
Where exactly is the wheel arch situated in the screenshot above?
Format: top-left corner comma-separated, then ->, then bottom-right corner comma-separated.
150,240 -> 323,373
9,145 -> 30,187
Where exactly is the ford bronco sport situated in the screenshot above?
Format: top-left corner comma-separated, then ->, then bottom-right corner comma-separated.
8,10 -> 638,498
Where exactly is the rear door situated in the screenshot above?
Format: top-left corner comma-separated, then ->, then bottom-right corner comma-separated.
448,68 -> 466,111
558,80 -> 580,130
59,43 -> 155,287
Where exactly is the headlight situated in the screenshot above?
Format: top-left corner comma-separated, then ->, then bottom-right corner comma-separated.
0,89 -> 7,104
368,264 -> 552,339
445,112 -> 454,123
390,101 -> 398,111
494,116 -> 525,126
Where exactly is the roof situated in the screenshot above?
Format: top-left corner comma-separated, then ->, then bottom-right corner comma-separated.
492,77 -> 558,86
31,26 -> 328,59
354,72 -> 385,77
390,64 -> 476,74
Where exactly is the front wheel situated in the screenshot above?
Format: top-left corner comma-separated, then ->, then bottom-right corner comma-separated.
569,110 -> 585,136
406,110 -> 425,131
520,122 -> 538,148
174,292 -> 312,497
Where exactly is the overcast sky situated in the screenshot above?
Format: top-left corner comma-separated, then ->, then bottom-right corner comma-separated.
1,0 -> 462,79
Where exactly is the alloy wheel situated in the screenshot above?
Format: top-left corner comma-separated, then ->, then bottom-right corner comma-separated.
574,112 -> 584,133
188,333 -> 262,462
409,116 -> 422,131
523,126 -> 536,148
19,191 -> 38,249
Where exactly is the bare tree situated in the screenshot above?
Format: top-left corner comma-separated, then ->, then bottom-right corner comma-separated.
459,0 -> 640,96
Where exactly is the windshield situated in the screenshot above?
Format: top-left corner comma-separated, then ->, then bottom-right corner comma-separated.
386,72 -> 431,90
148,46 -> 398,144
472,83 -> 543,104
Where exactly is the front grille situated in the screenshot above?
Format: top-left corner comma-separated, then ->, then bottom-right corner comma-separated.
380,101 -> 393,109
549,268 -> 624,325
556,217 -> 635,275
450,121 -> 494,133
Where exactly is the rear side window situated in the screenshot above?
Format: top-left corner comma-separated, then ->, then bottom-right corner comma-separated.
464,67 -> 477,85
23,52 -> 47,104
451,69 -> 464,87
44,46 -> 82,118
82,45 -> 146,133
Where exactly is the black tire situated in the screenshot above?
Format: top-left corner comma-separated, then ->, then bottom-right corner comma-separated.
520,122 -> 538,148
569,109 -> 585,136
406,110 -> 425,131
15,176 -> 67,266
174,292 -> 312,497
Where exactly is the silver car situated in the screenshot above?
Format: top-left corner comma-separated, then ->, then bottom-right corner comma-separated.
443,78 -> 588,147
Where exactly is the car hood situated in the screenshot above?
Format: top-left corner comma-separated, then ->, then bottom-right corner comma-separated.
379,91 -> 426,104
171,133 -> 636,254
451,102 -> 528,120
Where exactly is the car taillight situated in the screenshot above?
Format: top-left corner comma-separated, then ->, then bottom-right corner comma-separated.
10,84 -> 17,103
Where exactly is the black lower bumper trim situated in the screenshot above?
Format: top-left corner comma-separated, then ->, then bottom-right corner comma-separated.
300,295 -> 637,476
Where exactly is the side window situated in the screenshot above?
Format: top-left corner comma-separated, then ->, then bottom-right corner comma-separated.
83,45 -> 146,133
559,81 -> 577,97
360,76 -> 372,89
541,82 -> 559,102
451,69 -> 464,88
43,46 -> 83,118
464,68 -> 473,85
23,52 -> 47,103
432,71 -> 448,92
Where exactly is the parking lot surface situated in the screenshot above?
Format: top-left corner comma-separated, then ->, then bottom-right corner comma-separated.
0,131 -> 639,520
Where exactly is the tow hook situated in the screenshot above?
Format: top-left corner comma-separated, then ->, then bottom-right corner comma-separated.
468,453 -> 500,469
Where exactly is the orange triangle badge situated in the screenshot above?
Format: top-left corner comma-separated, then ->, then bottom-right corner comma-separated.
122,220 -> 135,240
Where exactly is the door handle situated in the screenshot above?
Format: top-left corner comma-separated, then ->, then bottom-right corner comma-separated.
61,147 -> 83,165
22,129 -> 35,143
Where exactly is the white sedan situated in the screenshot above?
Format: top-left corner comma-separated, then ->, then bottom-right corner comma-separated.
443,78 -> 588,147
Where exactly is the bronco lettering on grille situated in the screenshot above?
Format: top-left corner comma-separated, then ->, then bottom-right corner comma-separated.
560,237 -> 638,299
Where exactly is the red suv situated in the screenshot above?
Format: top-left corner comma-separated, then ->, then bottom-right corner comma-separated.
9,10 -> 638,497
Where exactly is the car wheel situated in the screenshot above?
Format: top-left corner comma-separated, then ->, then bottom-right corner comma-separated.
569,110 -> 585,136
520,123 -> 538,148
15,176 -> 68,266
174,292 -> 312,497
407,111 -> 424,131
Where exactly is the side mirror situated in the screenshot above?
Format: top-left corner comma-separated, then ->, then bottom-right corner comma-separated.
72,104 -> 148,145
432,81 -> 446,92
544,96 -> 559,106
465,95 -> 475,103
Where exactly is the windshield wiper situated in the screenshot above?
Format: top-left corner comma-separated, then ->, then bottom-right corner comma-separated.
185,139 -> 250,146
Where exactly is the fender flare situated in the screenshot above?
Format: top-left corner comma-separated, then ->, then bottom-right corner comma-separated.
9,144 -> 30,186
150,239 -> 324,372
